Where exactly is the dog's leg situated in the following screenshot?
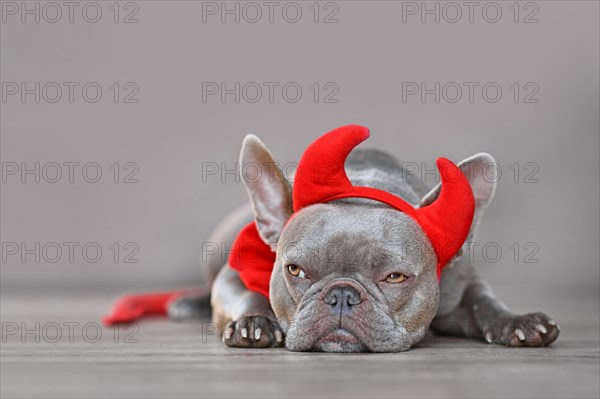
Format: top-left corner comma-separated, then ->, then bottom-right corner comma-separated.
168,204 -> 254,322
433,278 -> 560,347
167,293 -> 212,321
211,265 -> 284,348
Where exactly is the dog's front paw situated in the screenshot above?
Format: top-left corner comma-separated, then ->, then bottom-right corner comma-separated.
484,312 -> 560,347
222,315 -> 284,348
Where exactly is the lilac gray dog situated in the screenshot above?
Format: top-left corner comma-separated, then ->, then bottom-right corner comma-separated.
169,129 -> 560,352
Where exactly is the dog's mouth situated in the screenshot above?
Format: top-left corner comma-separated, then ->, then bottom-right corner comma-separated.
313,328 -> 366,352
321,328 -> 360,344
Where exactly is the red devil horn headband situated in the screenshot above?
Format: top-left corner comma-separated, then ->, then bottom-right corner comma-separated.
292,125 -> 475,276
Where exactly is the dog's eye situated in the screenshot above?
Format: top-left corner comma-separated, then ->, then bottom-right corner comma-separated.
286,264 -> 306,278
384,272 -> 408,284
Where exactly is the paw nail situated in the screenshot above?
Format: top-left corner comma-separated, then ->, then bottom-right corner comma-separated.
548,320 -> 557,326
275,330 -> 283,343
515,328 -> 526,341
484,332 -> 493,343
224,330 -> 233,340
241,328 -> 248,338
556,324 -> 561,332
254,328 -> 262,340
537,324 -> 547,334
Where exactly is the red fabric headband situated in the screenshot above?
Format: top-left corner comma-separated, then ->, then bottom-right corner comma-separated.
229,125 -> 475,298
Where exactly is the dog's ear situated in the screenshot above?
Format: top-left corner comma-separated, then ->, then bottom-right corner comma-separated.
418,153 -> 497,257
419,152 -> 497,210
239,134 -> 293,246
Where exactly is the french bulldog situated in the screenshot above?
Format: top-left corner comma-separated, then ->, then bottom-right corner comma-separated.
168,127 -> 560,352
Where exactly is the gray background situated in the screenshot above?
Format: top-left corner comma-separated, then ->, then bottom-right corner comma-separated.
1,2 -> 599,397
2,1 -> 598,298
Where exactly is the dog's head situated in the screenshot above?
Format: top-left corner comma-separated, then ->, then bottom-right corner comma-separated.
239,129 -> 496,352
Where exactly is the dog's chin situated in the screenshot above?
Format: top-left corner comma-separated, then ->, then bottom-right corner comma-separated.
312,328 -> 367,353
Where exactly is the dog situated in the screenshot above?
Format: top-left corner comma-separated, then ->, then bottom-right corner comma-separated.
168,125 -> 560,352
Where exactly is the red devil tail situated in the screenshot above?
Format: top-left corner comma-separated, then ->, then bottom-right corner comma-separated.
102,291 -> 184,326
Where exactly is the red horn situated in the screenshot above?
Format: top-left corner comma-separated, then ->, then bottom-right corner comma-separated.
292,125 -> 370,211
292,125 -> 475,277
413,158 -> 475,275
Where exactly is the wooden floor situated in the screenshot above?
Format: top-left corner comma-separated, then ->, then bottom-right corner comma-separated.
1,291 -> 599,399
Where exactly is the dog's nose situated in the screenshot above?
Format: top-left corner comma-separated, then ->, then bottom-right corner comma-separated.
323,285 -> 363,314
